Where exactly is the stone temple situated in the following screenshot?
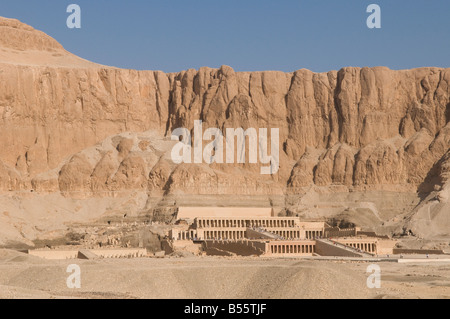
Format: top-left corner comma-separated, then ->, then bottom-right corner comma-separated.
165,207 -> 397,257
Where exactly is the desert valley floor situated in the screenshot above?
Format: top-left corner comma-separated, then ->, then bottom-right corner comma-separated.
0,250 -> 449,299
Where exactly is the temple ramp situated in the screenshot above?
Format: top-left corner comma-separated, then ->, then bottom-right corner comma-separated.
246,228 -> 282,240
77,250 -> 100,260
315,239 -> 372,257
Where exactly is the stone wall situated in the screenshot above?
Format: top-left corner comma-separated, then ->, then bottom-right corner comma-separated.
203,240 -> 265,256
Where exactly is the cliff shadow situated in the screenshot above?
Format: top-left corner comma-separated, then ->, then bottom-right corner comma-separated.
417,156 -> 446,201
446,102 -> 450,124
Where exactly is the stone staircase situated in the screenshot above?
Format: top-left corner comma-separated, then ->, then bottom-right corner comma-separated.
316,239 -> 373,257
246,227 -> 282,240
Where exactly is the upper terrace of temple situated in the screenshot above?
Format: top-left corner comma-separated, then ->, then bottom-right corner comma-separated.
194,217 -> 301,228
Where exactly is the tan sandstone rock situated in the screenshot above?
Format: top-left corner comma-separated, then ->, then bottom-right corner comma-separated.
0,17 -> 449,244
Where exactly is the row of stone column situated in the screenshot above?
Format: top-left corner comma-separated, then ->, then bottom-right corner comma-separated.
178,230 -> 197,240
197,219 -> 296,228
270,244 -> 315,254
272,230 -> 302,239
305,231 -> 323,239
204,230 -> 246,240
346,242 -> 376,253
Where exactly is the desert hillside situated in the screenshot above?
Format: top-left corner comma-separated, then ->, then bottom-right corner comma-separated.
0,17 -> 449,247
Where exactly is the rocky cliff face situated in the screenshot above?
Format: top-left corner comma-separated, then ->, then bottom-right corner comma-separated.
0,17 -> 449,245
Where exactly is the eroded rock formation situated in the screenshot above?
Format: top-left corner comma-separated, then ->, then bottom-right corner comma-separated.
0,17 -> 449,244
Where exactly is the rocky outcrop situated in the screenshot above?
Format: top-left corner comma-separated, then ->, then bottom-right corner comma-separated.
0,17 -> 63,51
438,151 -> 450,202
1,63 -> 448,192
0,17 -> 449,243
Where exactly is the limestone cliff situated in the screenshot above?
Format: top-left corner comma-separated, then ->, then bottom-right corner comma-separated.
0,17 -> 449,245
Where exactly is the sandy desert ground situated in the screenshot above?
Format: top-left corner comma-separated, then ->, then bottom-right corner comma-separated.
0,249 -> 448,299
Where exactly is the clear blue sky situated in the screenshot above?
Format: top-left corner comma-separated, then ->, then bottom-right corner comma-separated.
2,0 -> 449,73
